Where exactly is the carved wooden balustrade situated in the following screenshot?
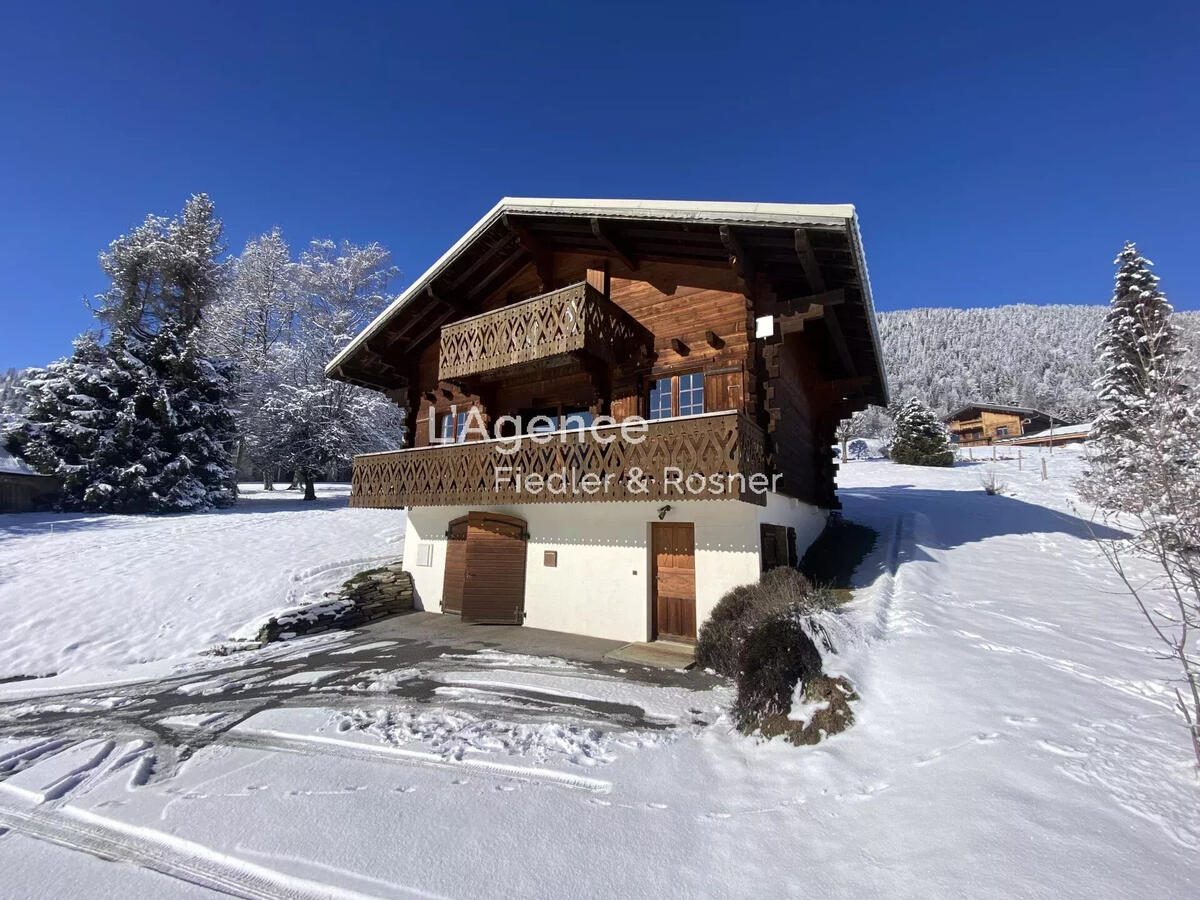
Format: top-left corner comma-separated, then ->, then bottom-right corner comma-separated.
350,411 -> 768,508
438,281 -> 653,382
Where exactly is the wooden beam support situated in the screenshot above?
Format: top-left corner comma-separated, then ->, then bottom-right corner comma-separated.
448,234 -> 517,292
590,218 -> 638,271
671,337 -> 689,356
503,214 -> 554,292
585,260 -> 610,297
719,225 -> 755,294
824,307 -> 857,377
794,228 -> 826,293
405,305 -> 456,351
705,329 -> 724,349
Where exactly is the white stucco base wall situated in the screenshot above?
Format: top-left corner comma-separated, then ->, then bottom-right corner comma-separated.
401,493 -> 828,644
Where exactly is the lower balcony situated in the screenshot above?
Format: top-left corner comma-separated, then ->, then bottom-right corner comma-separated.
350,411 -> 768,508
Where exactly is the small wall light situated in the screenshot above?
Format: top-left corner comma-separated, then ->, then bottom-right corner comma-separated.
657,505 -> 672,520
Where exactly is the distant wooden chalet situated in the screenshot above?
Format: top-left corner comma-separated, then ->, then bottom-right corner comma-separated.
944,404 -> 1067,447
327,198 -> 887,644
0,451 -> 59,512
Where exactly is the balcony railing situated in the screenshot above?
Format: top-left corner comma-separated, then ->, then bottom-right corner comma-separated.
438,281 -> 652,382
350,411 -> 768,508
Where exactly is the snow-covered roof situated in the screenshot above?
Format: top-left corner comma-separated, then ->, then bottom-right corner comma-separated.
325,197 -> 886,401
0,447 -> 38,476
944,403 -> 1066,423
999,421 -> 1092,444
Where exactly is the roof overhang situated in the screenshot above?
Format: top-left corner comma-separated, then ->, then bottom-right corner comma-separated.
327,197 -> 889,405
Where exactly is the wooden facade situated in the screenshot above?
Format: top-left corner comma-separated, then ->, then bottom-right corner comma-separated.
0,471 -> 60,513
944,404 -> 1065,447
327,199 -> 888,512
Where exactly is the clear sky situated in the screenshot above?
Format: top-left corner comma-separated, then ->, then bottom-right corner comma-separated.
1,1 -> 1197,369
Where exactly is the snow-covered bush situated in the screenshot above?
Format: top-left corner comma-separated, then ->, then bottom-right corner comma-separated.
980,470 -> 1007,496
889,398 -> 955,467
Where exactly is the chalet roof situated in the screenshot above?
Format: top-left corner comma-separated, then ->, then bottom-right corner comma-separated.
0,448 -> 37,476
944,403 -> 1068,424
326,197 -> 888,405
998,421 -> 1092,444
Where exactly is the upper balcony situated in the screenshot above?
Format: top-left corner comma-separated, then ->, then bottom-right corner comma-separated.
349,410 -> 768,509
438,281 -> 653,382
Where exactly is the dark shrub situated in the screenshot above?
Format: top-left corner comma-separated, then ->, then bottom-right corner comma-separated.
757,674 -> 859,745
695,616 -> 744,677
756,567 -> 815,608
695,572 -> 816,677
732,611 -> 823,730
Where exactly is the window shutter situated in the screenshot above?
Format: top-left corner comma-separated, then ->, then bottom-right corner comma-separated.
704,367 -> 743,413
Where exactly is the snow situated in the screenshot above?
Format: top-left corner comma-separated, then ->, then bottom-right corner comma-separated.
0,446 -> 36,475
0,483 -> 405,680
0,450 -> 1197,897
1005,420 -> 1093,443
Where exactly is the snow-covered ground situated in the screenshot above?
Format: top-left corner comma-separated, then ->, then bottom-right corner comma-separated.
0,452 -> 1197,898
0,484 -> 406,680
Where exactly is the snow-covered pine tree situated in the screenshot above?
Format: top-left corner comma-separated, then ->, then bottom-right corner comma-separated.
1090,243 -> 1189,444
5,334 -> 119,505
9,195 -> 237,512
1078,244 -> 1200,768
888,398 -> 955,466
0,368 -> 31,426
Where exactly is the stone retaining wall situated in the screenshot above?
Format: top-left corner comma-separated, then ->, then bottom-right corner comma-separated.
255,564 -> 415,643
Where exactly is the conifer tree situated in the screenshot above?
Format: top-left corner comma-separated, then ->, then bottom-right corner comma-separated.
7,195 -> 236,512
1078,244 -> 1200,767
888,398 -> 954,466
1091,243 -> 1190,443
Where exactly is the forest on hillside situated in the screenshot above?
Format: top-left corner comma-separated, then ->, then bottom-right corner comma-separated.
877,305 -> 1200,422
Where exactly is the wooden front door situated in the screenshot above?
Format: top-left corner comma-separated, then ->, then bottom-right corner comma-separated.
442,515 -> 469,614
652,522 -> 696,642
460,512 -> 528,625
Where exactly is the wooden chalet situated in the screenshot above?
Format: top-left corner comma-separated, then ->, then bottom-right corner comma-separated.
944,403 -> 1067,448
327,198 -> 887,644
0,451 -> 59,513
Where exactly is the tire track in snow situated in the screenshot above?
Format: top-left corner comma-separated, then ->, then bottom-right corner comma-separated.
0,792 -> 384,900
199,725 -> 612,794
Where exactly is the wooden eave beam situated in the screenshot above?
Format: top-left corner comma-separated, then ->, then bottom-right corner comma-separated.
793,228 -> 827,294
823,307 -> 857,378
719,225 -> 755,294
503,214 -> 554,291
447,234 -> 517,292
589,218 -> 638,271
405,305 -> 457,352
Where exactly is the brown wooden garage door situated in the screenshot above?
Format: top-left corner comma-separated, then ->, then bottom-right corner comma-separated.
444,512 -> 528,625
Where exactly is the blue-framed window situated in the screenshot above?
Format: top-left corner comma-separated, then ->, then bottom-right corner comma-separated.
678,372 -> 704,416
648,372 -> 705,419
648,377 -> 674,420
440,411 -> 468,442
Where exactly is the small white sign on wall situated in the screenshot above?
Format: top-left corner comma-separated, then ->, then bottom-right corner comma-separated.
755,315 -> 775,339
417,543 -> 434,567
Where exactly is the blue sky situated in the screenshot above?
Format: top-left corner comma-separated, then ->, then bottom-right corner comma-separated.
1,1 -> 1197,368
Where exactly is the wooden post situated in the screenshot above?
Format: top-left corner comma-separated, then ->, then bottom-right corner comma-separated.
1041,458 -> 1048,481
1018,447 -> 1023,471
992,444 -> 997,460
969,447 -> 974,461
